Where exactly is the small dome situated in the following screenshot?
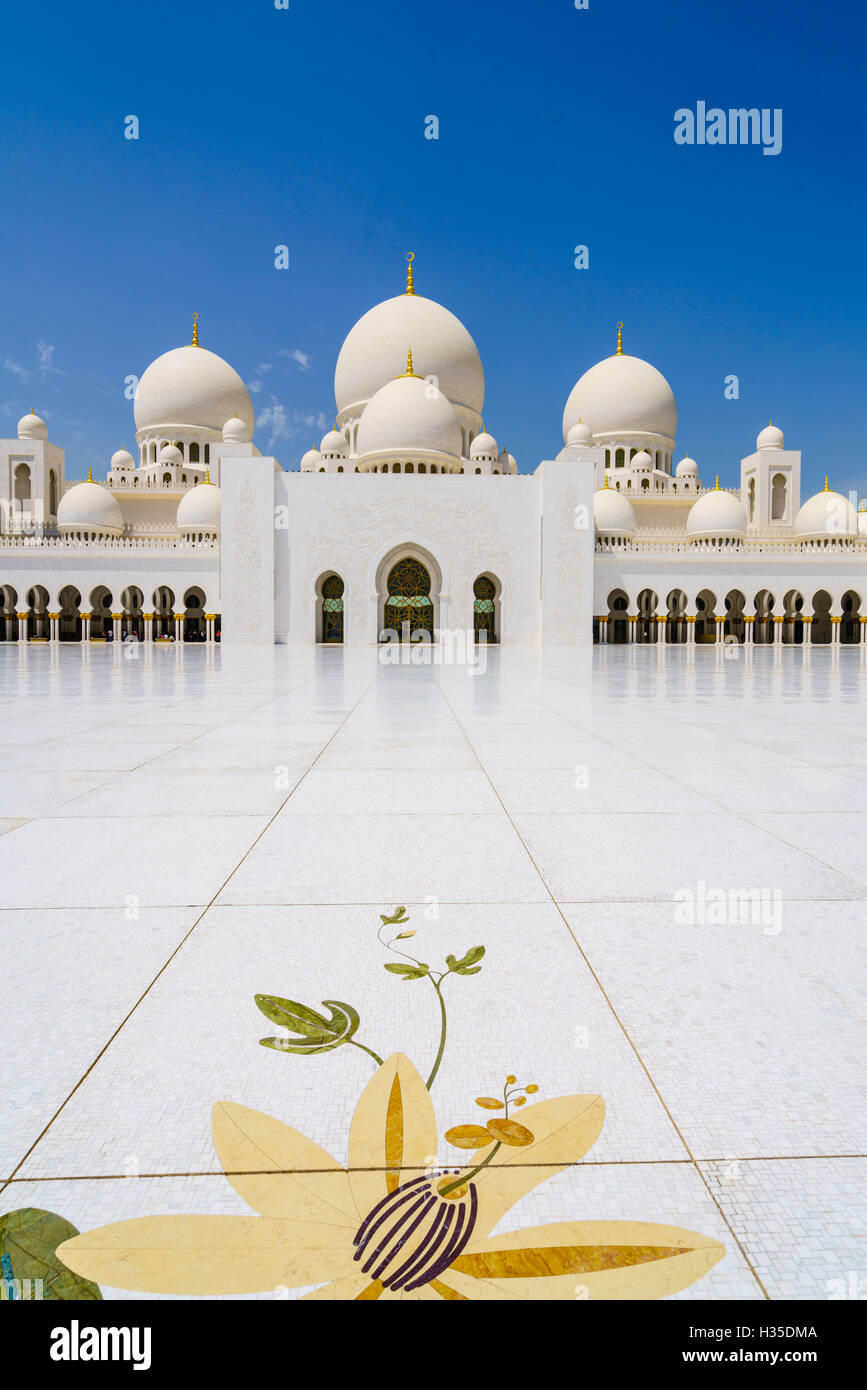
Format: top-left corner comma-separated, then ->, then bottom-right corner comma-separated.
18,411 -> 47,441
470,431 -> 498,461
222,415 -> 251,443
498,449 -> 518,474
686,483 -> 748,539
676,454 -> 699,477
110,447 -> 135,470
794,482 -> 857,540
858,503 -> 867,538
632,449 -> 653,472
319,429 -> 349,458
158,444 -> 183,466
594,483 -> 636,537
301,447 -> 322,472
57,478 -> 123,536
356,372 -> 462,459
177,479 -> 221,533
566,420 -> 594,446
757,422 -> 784,450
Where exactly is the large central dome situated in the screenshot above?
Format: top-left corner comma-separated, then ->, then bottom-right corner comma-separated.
335,290 -> 485,417
134,343 -> 254,434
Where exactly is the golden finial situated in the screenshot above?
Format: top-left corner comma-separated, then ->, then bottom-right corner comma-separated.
616,323 -> 623,355
859,499 -> 866,512
87,466 -> 93,482
714,474 -> 720,490
205,469 -> 211,484
823,475 -> 830,491
602,472 -> 609,489
192,313 -> 199,347
401,347 -> 419,378
405,251 -> 415,295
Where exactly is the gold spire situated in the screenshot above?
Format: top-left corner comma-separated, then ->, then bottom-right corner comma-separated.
602,472 -> 609,489
192,313 -> 199,347
405,252 -> 415,295
823,475 -> 830,491
205,469 -> 211,484
401,347 -> 419,378
87,466 -> 93,482
714,474 -> 720,490
616,323 -> 623,356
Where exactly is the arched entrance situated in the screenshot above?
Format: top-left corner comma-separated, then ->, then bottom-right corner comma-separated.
59,585 -> 82,641
841,591 -> 862,644
473,574 -> 499,644
382,557 -> 434,642
320,574 -> 345,643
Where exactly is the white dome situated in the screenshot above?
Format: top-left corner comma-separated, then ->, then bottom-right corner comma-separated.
301,448 -> 322,472
676,454 -> 699,477
222,415 -> 251,443
594,484 -> 636,537
356,372 -> 462,459
686,485 -> 748,539
563,352 -> 677,443
319,429 -> 349,458
498,449 -> 517,474
134,344 -> 254,434
57,479 -> 123,536
18,411 -> 47,440
335,293 -> 484,416
470,431 -> 498,460
757,422 -> 784,450
158,443 -> 183,466
566,420 -> 594,446
177,480 -> 221,533
632,449 -> 653,472
858,505 -> 867,539
110,447 -> 135,470
794,483 -> 857,540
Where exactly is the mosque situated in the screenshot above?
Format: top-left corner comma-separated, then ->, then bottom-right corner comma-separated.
1,255 -> 865,649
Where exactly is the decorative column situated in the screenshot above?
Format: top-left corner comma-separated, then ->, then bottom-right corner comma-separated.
773,616 -> 784,647
173,612 -> 186,643
142,612 -> 154,643
628,615 -> 637,643
81,611 -> 92,642
744,615 -> 755,644
715,616 -> 726,644
831,615 -> 841,647
802,616 -> 812,646
17,612 -> 29,642
685,616 -> 696,645
205,613 -> 216,644
656,615 -> 667,645
112,612 -> 123,643
49,612 -> 60,642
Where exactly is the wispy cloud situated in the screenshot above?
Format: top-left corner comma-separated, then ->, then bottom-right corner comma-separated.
37,340 -> 58,374
277,348 -> 312,372
1,400 -> 17,417
255,399 -> 330,450
4,359 -> 29,382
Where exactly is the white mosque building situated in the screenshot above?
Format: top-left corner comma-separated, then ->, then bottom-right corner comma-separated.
1,256 -> 865,649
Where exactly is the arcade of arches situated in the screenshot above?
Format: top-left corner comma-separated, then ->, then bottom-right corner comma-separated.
312,561 -> 502,644
0,584 -> 220,642
595,588 -> 865,645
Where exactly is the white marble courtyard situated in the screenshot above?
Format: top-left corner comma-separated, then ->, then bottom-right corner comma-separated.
1,642 -> 865,1301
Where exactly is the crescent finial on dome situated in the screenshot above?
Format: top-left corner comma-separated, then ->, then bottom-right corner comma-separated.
192,313 -> 199,347
405,251 -> 415,296
616,323 -> 623,356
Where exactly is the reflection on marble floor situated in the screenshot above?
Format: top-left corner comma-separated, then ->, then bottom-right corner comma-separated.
1,643 -> 865,1300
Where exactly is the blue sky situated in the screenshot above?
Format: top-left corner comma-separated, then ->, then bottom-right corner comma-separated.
0,0 -> 864,496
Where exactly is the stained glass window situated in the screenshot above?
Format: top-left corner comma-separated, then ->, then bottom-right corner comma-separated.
385,558 -> 433,640
321,574 -> 344,643
473,575 -> 498,644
